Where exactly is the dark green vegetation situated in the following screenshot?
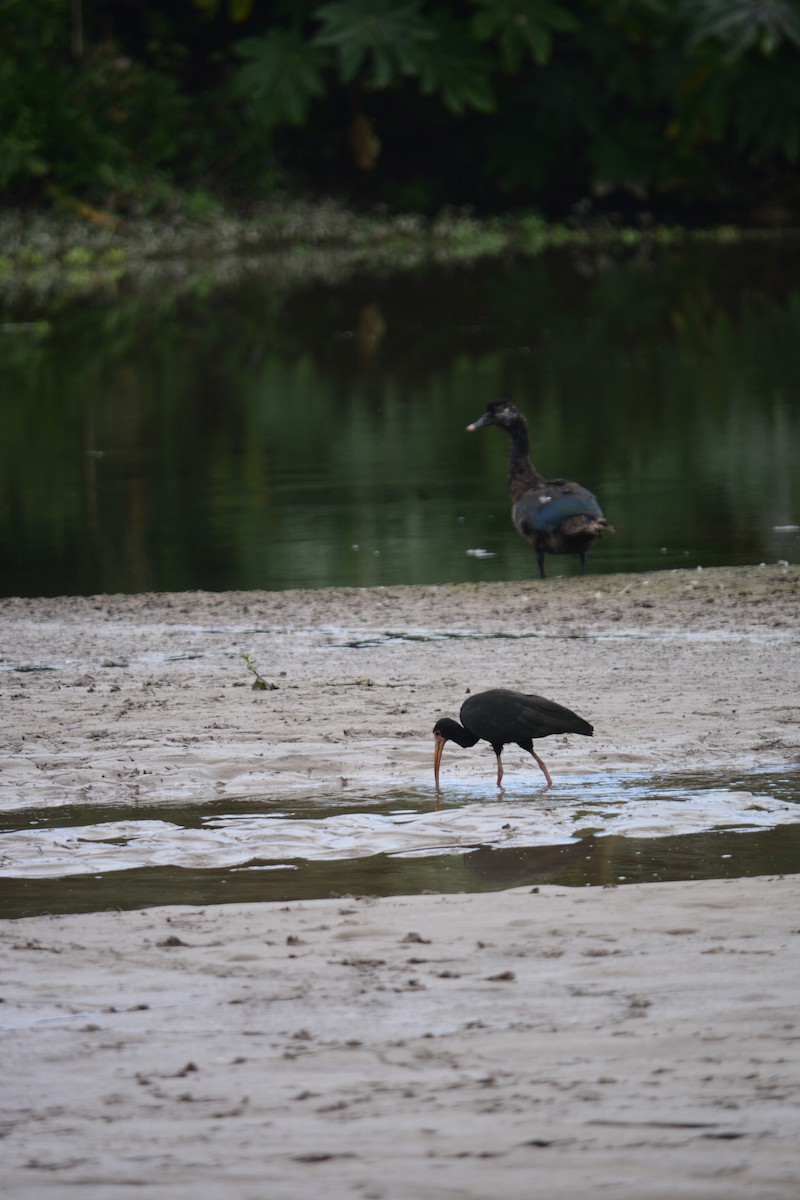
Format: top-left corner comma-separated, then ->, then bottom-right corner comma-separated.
4,0 -> 800,221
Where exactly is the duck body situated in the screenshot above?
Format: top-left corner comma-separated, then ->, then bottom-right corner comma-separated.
433,687 -> 593,789
468,399 -> 612,577
512,477 -> 607,563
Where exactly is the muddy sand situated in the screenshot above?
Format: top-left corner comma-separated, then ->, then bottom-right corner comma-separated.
1,563 -> 799,1197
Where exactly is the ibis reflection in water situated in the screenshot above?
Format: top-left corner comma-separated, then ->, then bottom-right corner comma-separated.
432,687 -> 594,792
467,399 -> 613,577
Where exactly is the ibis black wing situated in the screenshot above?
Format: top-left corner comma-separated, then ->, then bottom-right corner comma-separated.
460,688 -> 593,745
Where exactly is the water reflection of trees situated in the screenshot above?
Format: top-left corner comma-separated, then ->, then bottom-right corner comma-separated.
463,824 -> 800,889
2,243 -> 799,595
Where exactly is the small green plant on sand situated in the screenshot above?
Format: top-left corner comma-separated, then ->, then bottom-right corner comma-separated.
241,652 -> 278,691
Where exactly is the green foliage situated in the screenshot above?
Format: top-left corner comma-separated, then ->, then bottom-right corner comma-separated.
195,0 -> 256,20
233,29 -> 327,125
687,0 -> 800,60
471,0 -> 580,68
0,1 -> 190,204
732,59 -> 800,159
240,652 -> 277,689
314,0 -> 435,84
417,13 -> 496,113
677,45 -> 800,162
2,0 -> 800,216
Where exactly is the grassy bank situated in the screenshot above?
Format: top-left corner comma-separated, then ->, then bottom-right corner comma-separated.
2,195 -> 787,311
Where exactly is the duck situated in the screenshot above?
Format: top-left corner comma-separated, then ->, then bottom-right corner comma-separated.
468,399 -> 613,577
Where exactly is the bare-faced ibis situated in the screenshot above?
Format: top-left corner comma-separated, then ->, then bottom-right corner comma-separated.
433,688 -> 593,790
468,399 -> 613,577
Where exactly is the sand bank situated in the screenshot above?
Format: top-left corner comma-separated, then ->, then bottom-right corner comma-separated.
1,564 -> 799,1196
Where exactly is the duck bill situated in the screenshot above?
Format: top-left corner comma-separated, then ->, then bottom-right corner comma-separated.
433,732 -> 446,788
466,413 -> 493,432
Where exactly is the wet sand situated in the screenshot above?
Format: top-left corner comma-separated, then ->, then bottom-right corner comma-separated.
1,564 -> 799,1196
2,563 -> 798,807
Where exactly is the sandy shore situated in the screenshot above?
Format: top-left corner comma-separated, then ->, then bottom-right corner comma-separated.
3,876 -> 799,1199
1,563 -> 798,808
1,564 -> 799,1196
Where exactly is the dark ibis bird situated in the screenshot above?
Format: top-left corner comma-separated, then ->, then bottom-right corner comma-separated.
433,688 -> 593,790
467,399 -> 613,577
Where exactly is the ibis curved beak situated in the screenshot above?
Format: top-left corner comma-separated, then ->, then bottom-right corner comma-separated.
433,731 -> 447,788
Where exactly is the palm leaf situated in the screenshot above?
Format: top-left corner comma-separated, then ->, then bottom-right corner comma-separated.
417,14 -> 497,113
313,0 -> 435,86
232,30 -> 327,126
471,0 -> 580,68
686,0 -> 800,59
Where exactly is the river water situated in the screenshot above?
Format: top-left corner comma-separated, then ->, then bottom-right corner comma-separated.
2,237 -> 799,596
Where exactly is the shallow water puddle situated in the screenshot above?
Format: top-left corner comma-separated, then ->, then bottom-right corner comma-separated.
0,767 -> 798,918
327,625 -> 796,649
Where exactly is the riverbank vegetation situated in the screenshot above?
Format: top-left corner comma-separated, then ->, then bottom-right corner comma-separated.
4,0 -> 800,226
3,1 -> 800,307
2,194 -> 787,312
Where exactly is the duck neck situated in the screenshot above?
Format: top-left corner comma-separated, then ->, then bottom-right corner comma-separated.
505,415 -> 544,501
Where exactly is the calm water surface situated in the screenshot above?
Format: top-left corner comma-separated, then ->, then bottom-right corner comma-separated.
2,238 -> 799,596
